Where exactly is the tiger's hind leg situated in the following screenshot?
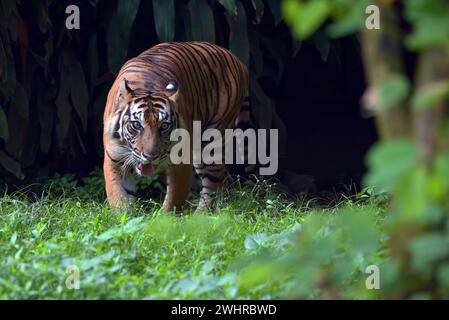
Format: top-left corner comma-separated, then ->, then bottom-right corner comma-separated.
230,95 -> 258,177
194,163 -> 230,213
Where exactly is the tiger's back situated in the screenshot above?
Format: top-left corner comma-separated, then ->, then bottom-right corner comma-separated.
105,42 -> 249,133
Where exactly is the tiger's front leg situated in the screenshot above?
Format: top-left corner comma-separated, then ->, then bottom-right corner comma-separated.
103,151 -> 136,208
194,163 -> 228,213
163,163 -> 193,212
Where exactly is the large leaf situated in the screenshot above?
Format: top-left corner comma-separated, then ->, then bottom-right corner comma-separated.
227,1 -> 249,67
65,50 -> 89,132
410,233 -> 449,273
378,74 -> 410,111
0,106 -> 8,141
313,29 -> 330,62
107,0 -> 141,73
282,0 -> 329,39
248,25 -> 263,76
250,72 -> 274,130
0,37 -> 6,81
364,139 -> 418,191
88,33 -> 99,89
5,107 -> 27,159
259,35 -> 285,83
55,53 -> 72,148
0,0 -> 16,16
13,82 -> 29,119
395,166 -> 429,219
266,0 -> 282,25
0,56 -> 16,99
37,84 -> 55,153
0,150 -> 23,179
326,0 -> 367,38
217,0 -> 237,15
188,0 -> 215,43
21,116 -> 39,167
153,0 -> 175,42
405,0 -> 449,50
117,0 -> 141,43
251,0 -> 265,24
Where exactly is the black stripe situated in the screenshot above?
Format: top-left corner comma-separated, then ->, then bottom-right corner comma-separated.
164,45 -> 203,112
122,184 -> 137,197
200,173 -> 224,183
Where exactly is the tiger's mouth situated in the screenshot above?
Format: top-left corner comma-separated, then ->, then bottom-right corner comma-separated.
134,150 -> 169,177
136,162 -> 155,177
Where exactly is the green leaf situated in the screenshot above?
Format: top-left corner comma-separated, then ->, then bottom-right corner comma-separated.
37,85 -> 55,153
282,0 -> 329,39
340,209 -> 379,253
248,25 -> 263,76
4,108 -> 26,159
313,29 -> 330,62
227,1 -> 249,67
88,34 -> 99,88
266,0 -> 282,25
405,0 -> 449,50
55,53 -> 71,148
251,0 -> 264,23
378,74 -> 410,111
21,116 -> 39,167
0,37 -> 6,81
437,263 -> 449,288
410,233 -> 449,274
188,0 -> 215,43
0,150 -> 24,179
244,233 -> 269,250
412,80 -> 449,111
217,0 -> 237,15
13,82 -> 29,119
117,0 -> 141,41
364,139 -> 418,191
107,0 -> 141,72
326,0 -> 367,38
292,39 -> 302,56
66,51 -> 89,132
1,0 -> 16,16
250,72 -> 275,130
153,0 -> 175,42
0,106 -> 8,141
395,166 -> 429,219
0,56 -> 16,98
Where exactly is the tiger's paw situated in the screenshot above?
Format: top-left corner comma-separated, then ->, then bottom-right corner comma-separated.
194,193 -> 217,214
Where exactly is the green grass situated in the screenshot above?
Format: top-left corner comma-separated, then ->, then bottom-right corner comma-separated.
0,177 -> 388,299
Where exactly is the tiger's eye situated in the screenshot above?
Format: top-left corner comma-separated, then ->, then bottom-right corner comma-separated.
131,121 -> 142,130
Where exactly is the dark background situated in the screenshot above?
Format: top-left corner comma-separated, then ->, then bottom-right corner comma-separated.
0,0 -> 377,192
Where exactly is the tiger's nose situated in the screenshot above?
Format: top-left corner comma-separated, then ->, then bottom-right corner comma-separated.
142,152 -> 158,161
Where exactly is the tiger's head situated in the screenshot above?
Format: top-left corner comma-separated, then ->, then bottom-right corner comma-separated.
110,78 -> 180,177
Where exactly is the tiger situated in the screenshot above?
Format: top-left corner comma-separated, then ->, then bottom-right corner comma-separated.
103,41 -> 251,212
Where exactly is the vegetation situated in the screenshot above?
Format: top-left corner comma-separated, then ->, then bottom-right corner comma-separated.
277,0 -> 449,298
0,0 -> 296,179
0,174 -> 387,299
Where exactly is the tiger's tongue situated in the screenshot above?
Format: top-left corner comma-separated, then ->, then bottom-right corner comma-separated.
139,163 -> 155,177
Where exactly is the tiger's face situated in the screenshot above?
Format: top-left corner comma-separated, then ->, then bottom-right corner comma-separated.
112,79 -> 179,177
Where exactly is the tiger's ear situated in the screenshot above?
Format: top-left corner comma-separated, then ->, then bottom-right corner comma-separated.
165,80 -> 179,102
118,78 -> 133,102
